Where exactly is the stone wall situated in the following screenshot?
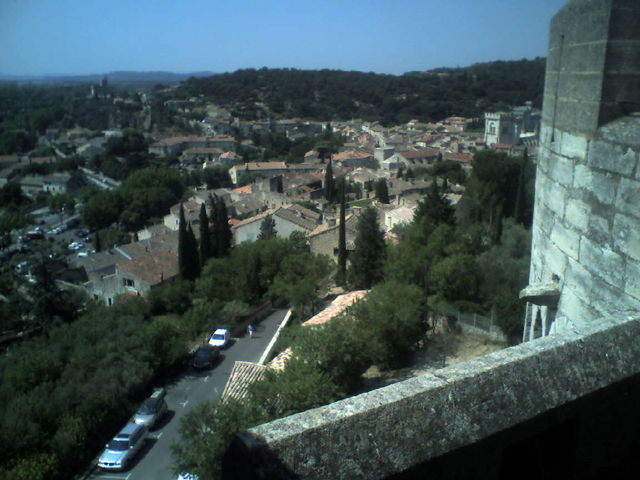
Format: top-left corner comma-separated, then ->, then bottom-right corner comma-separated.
223,312 -> 640,479
525,0 -> 640,338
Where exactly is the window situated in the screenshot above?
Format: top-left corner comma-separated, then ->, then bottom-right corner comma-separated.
123,278 -> 135,287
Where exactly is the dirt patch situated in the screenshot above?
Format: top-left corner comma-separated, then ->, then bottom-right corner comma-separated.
361,325 -> 507,390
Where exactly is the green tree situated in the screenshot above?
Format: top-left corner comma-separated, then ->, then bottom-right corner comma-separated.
178,205 -> 200,281
350,281 -> 427,369
414,180 -> 455,227
199,203 -> 212,266
248,358 -> 341,418
171,400 -> 267,480
269,251 -> 332,316
374,178 -> 390,204
324,159 -> 335,202
337,186 -> 347,285
47,193 -> 75,223
348,207 -> 386,289
258,214 -> 277,240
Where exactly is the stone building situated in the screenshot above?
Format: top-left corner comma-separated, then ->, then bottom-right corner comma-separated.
520,0 -> 640,341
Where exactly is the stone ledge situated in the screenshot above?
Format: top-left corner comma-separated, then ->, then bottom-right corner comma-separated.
224,313 -> 640,479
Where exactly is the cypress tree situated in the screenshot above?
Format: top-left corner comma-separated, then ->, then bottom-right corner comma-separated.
374,178 -> 390,203
258,214 -> 277,240
337,185 -> 347,285
348,206 -> 386,289
186,223 -> 200,279
178,204 -> 188,279
324,159 -> 335,202
216,196 -> 232,256
199,203 -> 212,266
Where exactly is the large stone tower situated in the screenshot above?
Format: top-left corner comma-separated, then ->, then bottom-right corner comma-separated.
521,0 -> 640,340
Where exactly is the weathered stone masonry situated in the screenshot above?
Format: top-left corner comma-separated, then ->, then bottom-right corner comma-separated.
523,0 -> 640,339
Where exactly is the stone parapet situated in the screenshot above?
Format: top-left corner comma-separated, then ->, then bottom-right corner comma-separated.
224,313 -> 640,479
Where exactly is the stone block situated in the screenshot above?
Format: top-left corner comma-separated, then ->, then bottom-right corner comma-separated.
565,258 -> 594,306
541,241 -> 568,281
560,42 -> 608,73
624,259 -> 640,301
589,137 -> 637,176
557,72 -> 604,104
597,116 -> 640,149
550,154 -> 575,186
579,237 -> 625,289
565,199 -> 591,232
613,213 -> 640,261
544,181 -> 569,216
550,223 -> 580,260
573,164 -> 617,205
557,288 -> 598,328
555,99 -> 599,138
616,177 -> 640,219
588,214 -> 612,244
558,131 -> 588,161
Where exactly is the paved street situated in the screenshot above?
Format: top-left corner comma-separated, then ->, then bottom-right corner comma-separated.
87,308 -> 289,480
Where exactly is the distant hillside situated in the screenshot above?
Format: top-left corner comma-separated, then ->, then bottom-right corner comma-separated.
0,70 -> 215,86
176,58 -> 545,124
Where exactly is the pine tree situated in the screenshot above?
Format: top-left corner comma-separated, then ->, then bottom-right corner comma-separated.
199,203 -> 212,266
348,206 -> 386,289
324,159 -> 335,202
337,185 -> 347,285
414,180 -> 455,226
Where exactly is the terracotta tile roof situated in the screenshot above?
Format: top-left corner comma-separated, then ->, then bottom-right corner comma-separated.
398,148 -> 439,159
220,361 -> 266,403
443,152 -> 472,163
232,185 -> 252,195
301,290 -> 368,327
117,250 -> 179,286
266,348 -> 293,372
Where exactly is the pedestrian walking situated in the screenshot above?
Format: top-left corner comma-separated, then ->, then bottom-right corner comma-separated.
248,323 -> 255,338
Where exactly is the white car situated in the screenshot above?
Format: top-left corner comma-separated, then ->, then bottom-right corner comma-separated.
98,422 -> 148,471
208,328 -> 230,349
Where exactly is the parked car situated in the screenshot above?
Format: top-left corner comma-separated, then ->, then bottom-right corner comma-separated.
98,422 -> 148,471
208,328 -> 230,349
133,387 -> 168,429
192,345 -> 220,369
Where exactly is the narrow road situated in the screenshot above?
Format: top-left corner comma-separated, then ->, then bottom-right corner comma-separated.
87,308 -> 289,480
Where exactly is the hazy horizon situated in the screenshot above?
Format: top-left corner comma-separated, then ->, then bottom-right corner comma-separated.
1,0 -> 567,77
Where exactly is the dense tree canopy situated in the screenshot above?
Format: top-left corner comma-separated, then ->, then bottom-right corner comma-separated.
348,207 -> 386,289
176,59 -> 545,124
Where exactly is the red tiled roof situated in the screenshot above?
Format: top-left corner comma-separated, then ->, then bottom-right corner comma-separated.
301,290 -> 368,327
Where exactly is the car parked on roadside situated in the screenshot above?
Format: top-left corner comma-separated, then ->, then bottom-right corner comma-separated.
97,422 -> 148,471
192,345 -> 220,369
133,387 -> 168,429
208,328 -> 230,349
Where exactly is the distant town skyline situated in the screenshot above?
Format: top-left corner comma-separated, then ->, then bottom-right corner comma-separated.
1,0 -> 567,77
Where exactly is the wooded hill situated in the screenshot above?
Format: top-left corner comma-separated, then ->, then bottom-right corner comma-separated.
177,58 -> 546,125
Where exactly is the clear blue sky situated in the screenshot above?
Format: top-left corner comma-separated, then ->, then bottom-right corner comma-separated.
1,0 -> 568,76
